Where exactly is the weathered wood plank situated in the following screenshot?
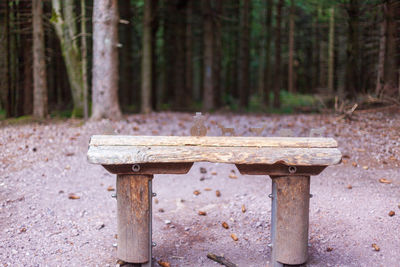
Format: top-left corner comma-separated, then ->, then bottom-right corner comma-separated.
89,135 -> 338,148
88,146 -> 342,166
117,174 -> 152,263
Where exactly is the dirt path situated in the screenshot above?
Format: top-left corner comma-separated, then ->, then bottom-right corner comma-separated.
1,112 -> 399,267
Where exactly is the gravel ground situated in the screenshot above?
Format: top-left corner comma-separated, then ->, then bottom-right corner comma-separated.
0,111 -> 399,267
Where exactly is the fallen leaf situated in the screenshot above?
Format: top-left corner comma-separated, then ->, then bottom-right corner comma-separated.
379,178 -> 392,184
229,174 -> 238,179
216,190 -> 221,197
204,188 -> 212,191
193,190 -> 201,196
347,185 -> 352,189
107,186 -> 115,191
211,171 -> 217,175
342,159 -> 348,164
351,162 -> 357,167
200,167 -> 207,174
230,233 -> 238,241
342,154 -> 350,159
362,166 -> 369,170
65,152 -> 74,157
326,247 -> 333,252
222,222 -> 229,229
372,243 -> 380,251
241,205 -> 246,213
157,260 -> 171,267
133,126 -> 139,131
152,130 -> 159,135
198,211 -> 207,216
388,211 -> 395,217
20,227 -> 27,233
154,198 -> 159,204
68,193 -> 80,200
356,148 -> 365,152
158,208 -> 165,213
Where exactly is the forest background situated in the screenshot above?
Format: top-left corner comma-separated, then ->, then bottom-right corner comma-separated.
0,0 -> 399,120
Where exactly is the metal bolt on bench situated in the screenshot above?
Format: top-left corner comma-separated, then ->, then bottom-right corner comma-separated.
87,135 -> 341,266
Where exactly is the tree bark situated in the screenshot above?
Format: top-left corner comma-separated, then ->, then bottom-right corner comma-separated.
118,0 -> 133,109
239,0 -> 251,109
185,0 -> 193,107
202,0 -> 214,111
141,0 -> 153,114
0,3 -> 10,115
328,7 -> 335,94
32,0 -> 48,118
273,0 -> 283,108
51,0 -> 84,117
382,0 -> 398,97
263,0 -> 273,106
81,0 -> 89,120
213,0 -> 222,108
288,0 -> 295,93
91,0 -> 122,120
151,0 -> 159,110
345,0 -> 360,98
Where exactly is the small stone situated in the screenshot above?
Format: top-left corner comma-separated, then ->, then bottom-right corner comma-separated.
164,220 -> 171,225
184,227 -> 190,231
326,247 -> 333,252
112,243 -> 117,248
158,208 -> 165,213
11,249 -> 17,255
200,167 -> 207,174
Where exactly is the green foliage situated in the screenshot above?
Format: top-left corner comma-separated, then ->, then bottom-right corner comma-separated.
50,110 -> 73,118
0,109 -> 5,120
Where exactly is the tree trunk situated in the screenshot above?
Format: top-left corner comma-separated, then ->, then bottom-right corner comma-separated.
238,0 -> 251,109
185,0 -> 193,107
32,0 -> 48,118
230,0 -> 240,99
91,0 -> 122,120
202,0 -> 214,111
328,7 -> 335,94
162,0 -> 175,105
51,0 -> 84,117
0,3 -> 10,115
151,0 -> 159,110
174,1 -> 187,109
213,0 -> 222,108
263,0 -> 273,106
141,0 -> 152,114
81,0 -> 89,120
288,0 -> 295,93
118,0 -> 133,110
382,0 -> 398,97
376,12 -> 386,96
345,0 -> 360,98
273,0 -> 283,108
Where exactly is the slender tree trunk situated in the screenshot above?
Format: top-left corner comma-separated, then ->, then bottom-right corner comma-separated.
32,0 -> 48,118
162,0 -> 175,105
203,0 -> 214,111
51,0 -> 84,117
141,0 -> 152,113
263,0 -> 273,106
118,0 -> 132,109
328,7 -> 335,94
288,0 -> 295,93
213,0 -> 222,108
185,0 -> 193,107
382,0 -> 398,97
273,0 -> 283,108
151,0 -> 159,110
345,0 -> 360,98
239,0 -> 251,109
174,2 -> 187,109
376,13 -> 386,96
0,3 -> 10,115
231,0 -> 240,99
91,0 -> 122,120
81,0 -> 88,120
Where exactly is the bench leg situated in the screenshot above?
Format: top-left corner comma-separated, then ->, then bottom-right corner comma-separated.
117,174 -> 153,267
270,175 -> 310,266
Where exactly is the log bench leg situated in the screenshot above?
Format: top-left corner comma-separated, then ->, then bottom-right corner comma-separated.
117,174 -> 153,267
270,175 -> 310,267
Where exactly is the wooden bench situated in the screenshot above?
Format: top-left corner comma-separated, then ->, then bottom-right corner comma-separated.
87,135 -> 342,267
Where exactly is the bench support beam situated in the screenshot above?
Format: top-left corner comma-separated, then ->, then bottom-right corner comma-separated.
270,175 -> 310,266
117,174 -> 153,266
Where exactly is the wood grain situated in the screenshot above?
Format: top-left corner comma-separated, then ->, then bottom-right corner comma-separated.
89,135 -> 338,148
117,174 -> 152,263
88,145 -> 342,166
